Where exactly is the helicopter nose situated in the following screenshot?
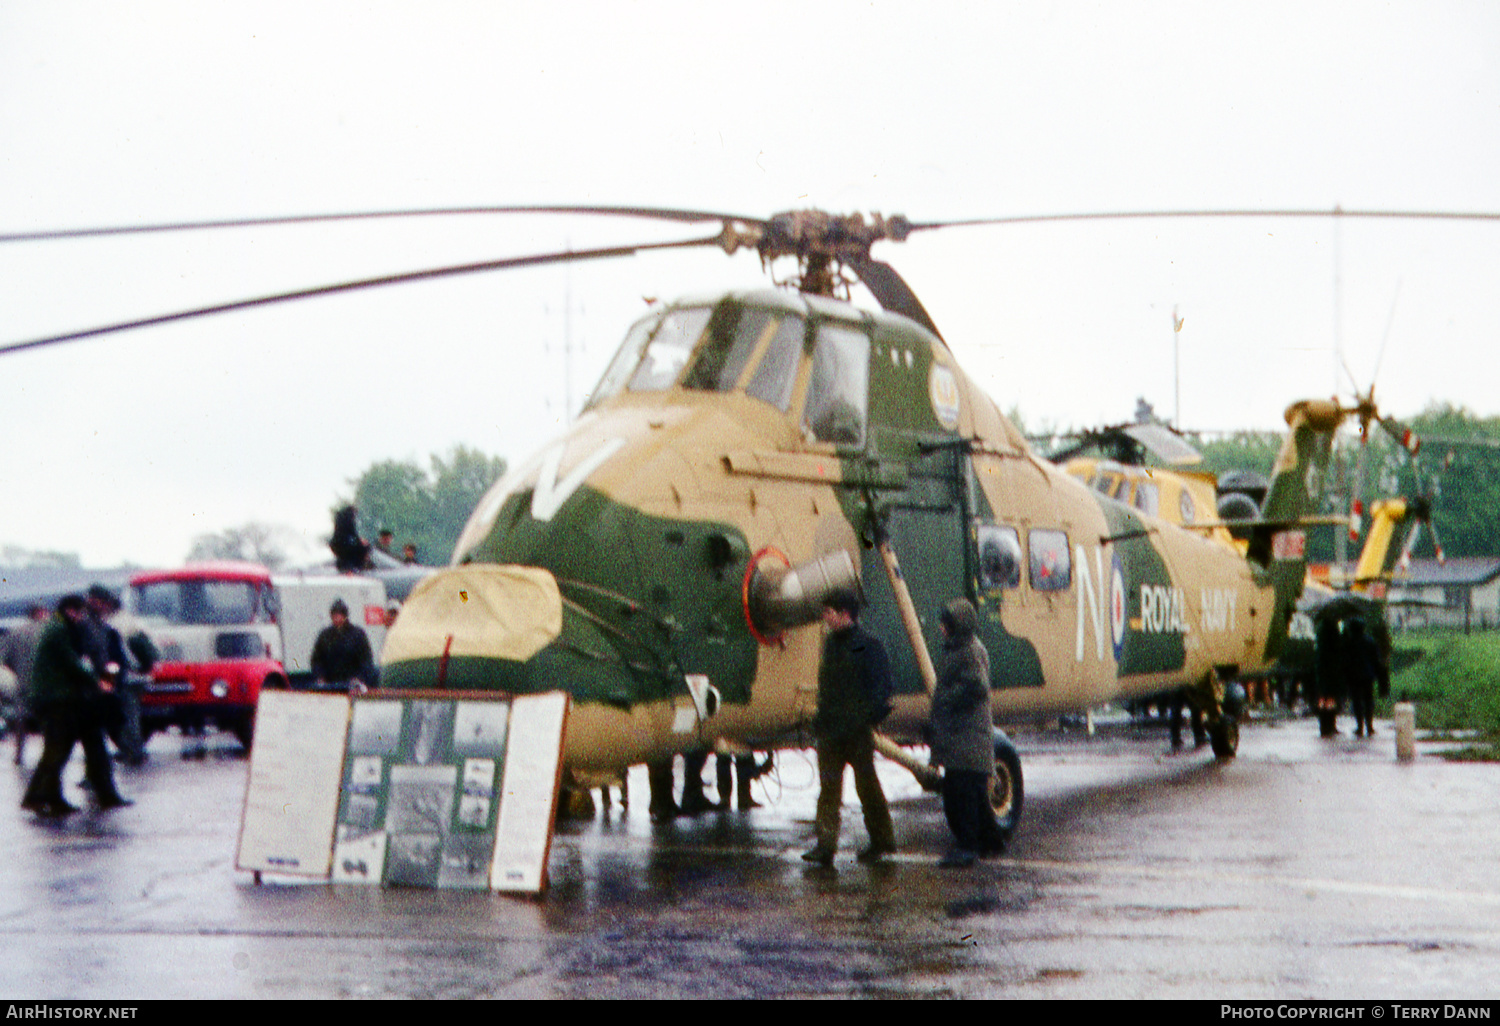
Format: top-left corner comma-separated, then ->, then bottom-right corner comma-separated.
380,564 -> 564,690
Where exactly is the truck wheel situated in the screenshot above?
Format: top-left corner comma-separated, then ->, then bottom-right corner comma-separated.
991,730 -> 1024,837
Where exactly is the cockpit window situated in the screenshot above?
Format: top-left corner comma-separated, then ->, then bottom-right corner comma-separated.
628,307 -> 713,392
682,305 -> 775,394
802,322 -> 869,447
588,313 -> 660,407
745,315 -> 805,412
1090,471 -> 1126,499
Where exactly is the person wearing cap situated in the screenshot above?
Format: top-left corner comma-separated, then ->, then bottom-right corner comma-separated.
84,584 -> 149,766
310,599 -> 377,694
21,595 -> 132,816
802,588 -> 896,867
931,598 -> 1005,867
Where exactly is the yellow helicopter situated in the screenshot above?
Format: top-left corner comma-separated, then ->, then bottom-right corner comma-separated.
1046,416 -> 1239,549
1,205 -> 1469,842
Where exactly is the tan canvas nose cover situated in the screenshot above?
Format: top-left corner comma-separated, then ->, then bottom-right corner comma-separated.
381,565 -> 563,666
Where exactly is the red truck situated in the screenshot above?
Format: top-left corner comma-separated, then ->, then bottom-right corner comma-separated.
125,562 -> 287,749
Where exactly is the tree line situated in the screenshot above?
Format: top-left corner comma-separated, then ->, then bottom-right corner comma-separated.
346,445 -> 508,567
187,444 -> 508,570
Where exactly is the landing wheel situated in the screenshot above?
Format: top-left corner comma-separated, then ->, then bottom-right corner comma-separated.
1208,716 -> 1239,758
991,730 -> 1024,836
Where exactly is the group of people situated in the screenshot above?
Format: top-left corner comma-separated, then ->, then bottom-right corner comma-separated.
801,589 -> 1006,869
375,530 -> 420,566
5,586 -> 151,818
7,569 -> 1003,861
331,506 -> 418,573
1314,614 -> 1389,738
4,588 -> 381,819
632,588 -> 1006,868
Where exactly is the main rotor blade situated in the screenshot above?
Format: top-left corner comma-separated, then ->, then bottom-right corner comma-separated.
845,255 -> 944,340
0,233 -> 726,358
0,204 -> 763,244
903,208 -> 1500,233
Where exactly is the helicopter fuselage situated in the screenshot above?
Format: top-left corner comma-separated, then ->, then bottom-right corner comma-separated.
382,288 -> 1316,774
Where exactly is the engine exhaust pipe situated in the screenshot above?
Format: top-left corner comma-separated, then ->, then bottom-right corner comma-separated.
744,549 -> 859,643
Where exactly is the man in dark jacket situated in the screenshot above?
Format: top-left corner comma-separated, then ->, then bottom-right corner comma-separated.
930,598 -> 1005,866
21,595 -> 132,816
802,589 -> 896,866
84,585 -> 147,765
311,599 -> 377,693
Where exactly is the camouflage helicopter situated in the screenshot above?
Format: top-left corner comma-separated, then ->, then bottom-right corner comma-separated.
365,207 -> 1355,836
3,205 -> 1473,842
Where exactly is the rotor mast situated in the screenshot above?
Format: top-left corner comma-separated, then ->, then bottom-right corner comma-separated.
716,210 -> 944,339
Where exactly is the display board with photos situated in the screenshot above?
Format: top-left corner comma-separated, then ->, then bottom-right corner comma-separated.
239,689 -> 568,894
333,690 -> 568,892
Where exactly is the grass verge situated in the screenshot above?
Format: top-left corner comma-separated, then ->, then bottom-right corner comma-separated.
1382,629 -> 1500,760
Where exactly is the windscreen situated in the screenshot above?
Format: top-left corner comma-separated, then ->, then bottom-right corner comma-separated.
627,307 -> 713,392
132,580 -> 264,626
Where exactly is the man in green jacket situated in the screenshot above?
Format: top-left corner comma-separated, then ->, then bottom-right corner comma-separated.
21,595 -> 132,817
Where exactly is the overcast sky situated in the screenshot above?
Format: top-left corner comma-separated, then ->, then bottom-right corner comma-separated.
3,1 -> 1499,568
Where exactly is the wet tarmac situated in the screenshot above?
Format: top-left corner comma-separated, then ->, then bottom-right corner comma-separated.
2,712 -> 1499,999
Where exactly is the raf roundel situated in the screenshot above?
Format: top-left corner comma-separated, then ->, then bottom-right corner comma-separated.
1109,554 -> 1127,662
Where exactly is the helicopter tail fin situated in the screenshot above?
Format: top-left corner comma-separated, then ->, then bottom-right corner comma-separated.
1247,399 -> 1343,661
1248,398 -> 1342,566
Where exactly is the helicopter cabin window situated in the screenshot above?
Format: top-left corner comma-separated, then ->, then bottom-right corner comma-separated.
801,323 -> 870,447
628,306 -> 713,392
1027,529 -> 1072,592
744,315 -> 806,412
977,525 -> 1023,592
1089,470 -> 1126,500
1178,488 -> 1196,523
1133,481 -> 1160,517
681,305 -> 777,394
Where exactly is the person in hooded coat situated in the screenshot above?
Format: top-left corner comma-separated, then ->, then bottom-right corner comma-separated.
930,598 -> 1005,866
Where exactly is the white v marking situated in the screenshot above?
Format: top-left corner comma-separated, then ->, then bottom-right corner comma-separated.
530,437 -> 626,521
